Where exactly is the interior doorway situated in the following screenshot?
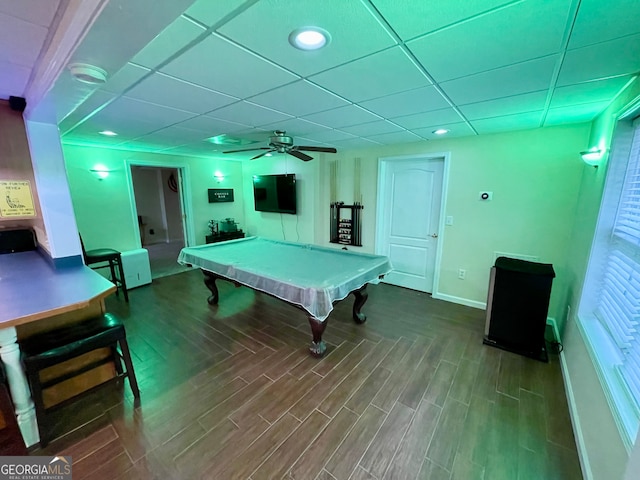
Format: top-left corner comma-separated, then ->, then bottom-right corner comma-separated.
130,166 -> 190,279
375,154 -> 447,293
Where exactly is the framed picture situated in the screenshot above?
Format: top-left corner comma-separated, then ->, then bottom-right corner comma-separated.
208,189 -> 234,203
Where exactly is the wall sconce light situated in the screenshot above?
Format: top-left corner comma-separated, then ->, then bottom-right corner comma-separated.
214,170 -> 224,183
89,164 -> 111,180
580,147 -> 604,168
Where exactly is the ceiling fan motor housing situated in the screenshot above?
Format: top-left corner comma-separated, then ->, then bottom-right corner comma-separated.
270,133 -> 294,148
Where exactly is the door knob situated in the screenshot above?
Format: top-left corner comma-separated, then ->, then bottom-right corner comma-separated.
430,233 -> 438,238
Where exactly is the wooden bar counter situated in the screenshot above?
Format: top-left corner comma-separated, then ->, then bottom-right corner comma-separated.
0,250 -> 116,447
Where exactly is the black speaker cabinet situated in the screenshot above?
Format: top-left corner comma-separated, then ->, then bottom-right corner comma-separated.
9,96 -> 26,112
483,257 -> 555,362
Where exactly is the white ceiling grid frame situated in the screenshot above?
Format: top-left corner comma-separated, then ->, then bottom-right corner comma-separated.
215,0 -> 398,77
404,0 -> 573,83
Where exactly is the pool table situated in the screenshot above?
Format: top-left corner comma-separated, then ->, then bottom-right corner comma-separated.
178,237 -> 392,356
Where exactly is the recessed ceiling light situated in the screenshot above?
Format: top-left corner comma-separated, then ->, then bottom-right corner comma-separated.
433,129 -> 449,135
289,27 -> 330,50
68,63 -> 108,84
99,130 -> 118,136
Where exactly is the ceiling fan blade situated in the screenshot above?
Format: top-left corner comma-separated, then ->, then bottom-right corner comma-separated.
288,149 -> 313,162
295,145 -> 337,153
251,149 -> 276,160
222,147 -> 270,154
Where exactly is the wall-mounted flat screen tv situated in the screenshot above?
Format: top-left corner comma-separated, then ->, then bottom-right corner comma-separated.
253,173 -> 297,214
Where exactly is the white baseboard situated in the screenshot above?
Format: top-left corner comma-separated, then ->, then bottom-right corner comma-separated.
431,292 -> 486,310
547,318 -> 593,480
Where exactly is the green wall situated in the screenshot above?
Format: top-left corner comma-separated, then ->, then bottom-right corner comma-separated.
63,144 -> 245,251
561,77 -> 640,480
319,124 -> 591,324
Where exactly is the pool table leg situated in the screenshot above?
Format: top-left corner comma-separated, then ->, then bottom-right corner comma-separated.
202,270 -> 219,305
308,318 -> 328,357
352,285 -> 368,324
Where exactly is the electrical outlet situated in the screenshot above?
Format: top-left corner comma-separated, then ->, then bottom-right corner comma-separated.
458,268 -> 466,279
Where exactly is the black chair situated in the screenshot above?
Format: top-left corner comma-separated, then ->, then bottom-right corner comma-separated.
20,313 -> 140,447
80,236 -> 129,302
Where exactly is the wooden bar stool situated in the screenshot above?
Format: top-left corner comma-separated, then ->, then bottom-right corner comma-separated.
80,236 -> 129,302
19,313 -> 140,447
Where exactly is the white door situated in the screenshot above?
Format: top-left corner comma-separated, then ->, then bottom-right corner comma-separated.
377,157 -> 444,292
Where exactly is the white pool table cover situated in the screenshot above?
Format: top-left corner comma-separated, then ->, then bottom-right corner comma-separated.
178,237 -> 393,321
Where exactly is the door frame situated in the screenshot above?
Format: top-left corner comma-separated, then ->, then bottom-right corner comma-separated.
124,159 -> 195,249
375,151 -> 450,295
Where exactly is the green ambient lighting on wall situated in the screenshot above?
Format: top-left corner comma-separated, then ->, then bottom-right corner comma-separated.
89,164 -> 110,179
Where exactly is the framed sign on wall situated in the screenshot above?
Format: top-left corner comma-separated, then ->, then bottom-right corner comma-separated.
208,189 -> 234,203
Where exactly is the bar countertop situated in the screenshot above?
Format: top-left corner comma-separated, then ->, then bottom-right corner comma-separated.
0,251 -> 116,328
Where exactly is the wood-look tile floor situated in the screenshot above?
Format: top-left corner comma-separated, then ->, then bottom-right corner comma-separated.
32,269 -> 583,479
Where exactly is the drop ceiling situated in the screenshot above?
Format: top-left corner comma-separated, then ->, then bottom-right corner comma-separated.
3,0 -> 640,158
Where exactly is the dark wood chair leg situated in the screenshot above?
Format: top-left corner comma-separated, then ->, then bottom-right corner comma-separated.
115,254 -> 129,302
118,338 -> 139,399
108,259 -> 119,297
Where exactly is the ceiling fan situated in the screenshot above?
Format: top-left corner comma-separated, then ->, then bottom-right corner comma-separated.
222,131 -> 337,161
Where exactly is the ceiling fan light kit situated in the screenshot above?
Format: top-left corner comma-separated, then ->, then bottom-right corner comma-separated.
223,131 -> 337,161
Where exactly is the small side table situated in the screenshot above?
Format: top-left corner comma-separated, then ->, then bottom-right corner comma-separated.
206,231 -> 245,244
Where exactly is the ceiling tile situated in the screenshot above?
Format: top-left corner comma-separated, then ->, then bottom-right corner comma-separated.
298,129 -> 357,143
359,85 -> 451,119
131,16 -> 207,69
458,90 -> 548,120
0,11 -> 48,68
217,0 -> 396,77
59,90 -> 117,133
63,117 -> 160,141
330,137 -> 382,149
92,96 -> 196,131
248,80 -> 349,117
309,47 -> 431,102
391,107 -> 465,130
208,101 -> 292,128
70,0 -> 197,75
369,0 -> 514,40
268,117 -> 331,136
557,33 -> 640,86
173,114 -> 249,135
544,101 -> 610,126
124,125 -> 211,148
550,76 -> 633,109
408,0 -> 572,82
184,0 -> 249,27
440,55 -> 559,105
0,0 -> 60,27
365,130 -> 423,145
161,34 -> 299,98
411,122 -> 476,139
303,105 -> 382,129
126,72 -> 238,114
102,63 -> 151,94
470,111 -> 544,134
569,0 -> 640,49
341,120 -> 404,137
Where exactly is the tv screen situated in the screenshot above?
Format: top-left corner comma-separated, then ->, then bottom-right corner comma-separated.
253,174 -> 297,214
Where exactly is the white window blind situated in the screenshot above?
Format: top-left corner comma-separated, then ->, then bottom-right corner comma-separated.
596,124 -> 640,414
